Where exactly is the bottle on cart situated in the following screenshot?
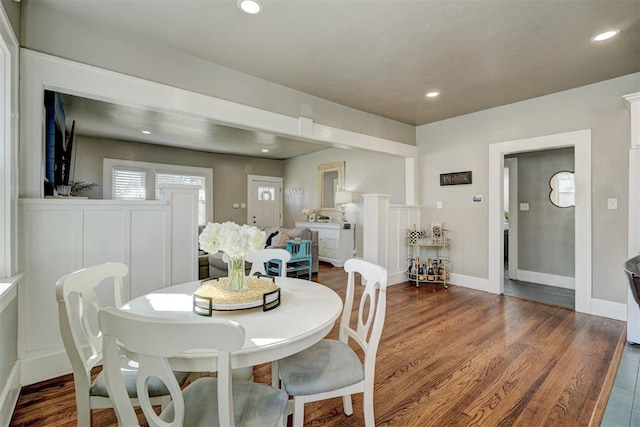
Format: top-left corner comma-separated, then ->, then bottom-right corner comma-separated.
437,259 -> 444,280
417,258 -> 425,280
408,258 -> 413,274
427,258 -> 436,281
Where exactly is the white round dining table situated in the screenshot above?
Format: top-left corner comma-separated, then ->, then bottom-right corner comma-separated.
121,277 -> 343,372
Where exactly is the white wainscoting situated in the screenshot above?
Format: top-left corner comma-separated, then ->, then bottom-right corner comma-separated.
17,186 -> 198,385
0,274 -> 22,427
362,194 -> 420,286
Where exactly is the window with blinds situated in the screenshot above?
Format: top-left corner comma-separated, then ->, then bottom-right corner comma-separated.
104,158 -> 212,227
112,168 -> 146,200
156,173 -> 207,225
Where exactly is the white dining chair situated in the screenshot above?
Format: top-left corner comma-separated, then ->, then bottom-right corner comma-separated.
56,262 -> 189,426
275,258 -> 388,426
246,248 -> 291,277
99,306 -> 289,427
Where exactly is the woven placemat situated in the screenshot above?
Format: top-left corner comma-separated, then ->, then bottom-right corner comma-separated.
194,277 -> 279,305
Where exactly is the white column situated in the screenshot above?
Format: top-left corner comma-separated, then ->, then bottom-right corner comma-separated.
159,185 -> 199,285
362,194 -> 390,267
405,157 -> 417,206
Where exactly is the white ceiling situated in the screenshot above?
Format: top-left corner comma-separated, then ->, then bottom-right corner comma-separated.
37,0 -> 640,157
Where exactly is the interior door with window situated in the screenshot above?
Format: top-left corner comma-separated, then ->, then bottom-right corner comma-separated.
247,175 -> 282,228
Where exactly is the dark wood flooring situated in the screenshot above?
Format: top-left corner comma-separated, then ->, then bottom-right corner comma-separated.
10,263 -> 625,426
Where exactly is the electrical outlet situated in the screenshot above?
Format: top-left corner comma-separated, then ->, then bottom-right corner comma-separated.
437,201 -> 442,209
607,198 -> 618,210
520,203 -> 529,211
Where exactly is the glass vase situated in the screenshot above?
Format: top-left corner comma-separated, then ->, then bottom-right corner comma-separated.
227,255 -> 248,292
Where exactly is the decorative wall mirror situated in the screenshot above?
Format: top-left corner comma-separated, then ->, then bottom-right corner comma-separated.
549,171 -> 575,208
317,161 -> 345,216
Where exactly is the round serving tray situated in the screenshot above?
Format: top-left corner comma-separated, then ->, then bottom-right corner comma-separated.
193,277 -> 280,314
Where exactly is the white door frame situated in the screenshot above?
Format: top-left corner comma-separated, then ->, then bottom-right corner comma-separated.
504,157 -> 518,279
0,7 -> 18,279
246,174 -> 283,227
488,129 -> 591,314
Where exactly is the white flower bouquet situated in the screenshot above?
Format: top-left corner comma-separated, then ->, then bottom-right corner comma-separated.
198,221 -> 266,257
198,222 -> 266,291
302,208 -> 315,217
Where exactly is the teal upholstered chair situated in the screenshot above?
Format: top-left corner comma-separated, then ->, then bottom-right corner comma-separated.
245,248 -> 291,277
275,258 -> 388,426
99,306 -> 289,427
269,239 -> 313,279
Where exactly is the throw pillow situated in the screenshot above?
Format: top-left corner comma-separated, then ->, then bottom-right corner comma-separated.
265,230 -> 280,248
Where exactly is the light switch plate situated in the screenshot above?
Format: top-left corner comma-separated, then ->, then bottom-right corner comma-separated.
607,198 -> 618,210
240,203 -> 246,208
232,203 -> 240,208
520,203 -> 529,211
437,201 -> 443,209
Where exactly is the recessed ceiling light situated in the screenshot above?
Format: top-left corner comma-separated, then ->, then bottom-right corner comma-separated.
141,130 -> 151,134
591,29 -> 620,42
238,0 -> 262,14
261,149 -> 269,153
425,91 -> 440,98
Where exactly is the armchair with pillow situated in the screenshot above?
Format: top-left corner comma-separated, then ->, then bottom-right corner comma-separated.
208,226 -> 318,278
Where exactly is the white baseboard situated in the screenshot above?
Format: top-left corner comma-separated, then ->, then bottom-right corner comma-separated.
0,362 -> 20,427
449,273 -> 490,293
449,273 -> 625,322
20,349 -> 71,386
388,271 -> 408,286
516,270 -> 575,290
591,298 -> 626,321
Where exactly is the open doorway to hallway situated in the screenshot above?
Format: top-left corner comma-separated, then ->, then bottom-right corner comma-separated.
501,149 -> 575,309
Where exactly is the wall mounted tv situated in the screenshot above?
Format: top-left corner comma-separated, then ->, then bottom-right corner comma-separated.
44,90 -> 75,196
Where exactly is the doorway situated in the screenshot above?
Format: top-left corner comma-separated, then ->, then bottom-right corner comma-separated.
247,174 -> 283,228
502,152 -> 576,309
488,129 -> 591,314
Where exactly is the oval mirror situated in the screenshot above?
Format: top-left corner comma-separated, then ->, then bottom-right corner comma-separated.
549,171 -> 575,208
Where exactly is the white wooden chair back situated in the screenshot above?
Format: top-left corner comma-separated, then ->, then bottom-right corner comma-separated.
246,248 -> 291,277
341,258 -> 388,381
99,307 -> 245,427
55,262 -> 129,425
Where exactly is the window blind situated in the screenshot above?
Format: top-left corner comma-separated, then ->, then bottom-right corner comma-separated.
112,169 -> 146,200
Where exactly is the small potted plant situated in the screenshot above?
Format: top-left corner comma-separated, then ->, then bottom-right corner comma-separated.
70,180 -> 98,197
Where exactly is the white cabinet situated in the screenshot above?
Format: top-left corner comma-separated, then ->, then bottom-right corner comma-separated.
295,222 -> 354,267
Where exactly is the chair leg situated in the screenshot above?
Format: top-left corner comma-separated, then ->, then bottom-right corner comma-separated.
76,394 -> 92,426
292,397 -> 306,427
363,388 -> 375,427
342,394 -> 354,416
271,361 -> 279,388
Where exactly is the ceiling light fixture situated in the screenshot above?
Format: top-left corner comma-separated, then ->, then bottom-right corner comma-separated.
591,29 -> 620,42
261,149 -> 269,153
425,91 -> 440,98
238,0 -> 262,15
141,130 -> 151,134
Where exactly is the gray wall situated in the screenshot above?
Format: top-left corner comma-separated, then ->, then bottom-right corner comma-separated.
21,0 -> 415,146
1,0 -> 20,41
284,147 -> 406,257
513,148 -> 575,277
417,72 -> 639,304
74,135 -> 284,224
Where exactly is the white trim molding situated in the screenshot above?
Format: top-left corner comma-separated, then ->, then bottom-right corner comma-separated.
20,49 -> 415,198
516,270 -> 575,290
488,129 -> 592,315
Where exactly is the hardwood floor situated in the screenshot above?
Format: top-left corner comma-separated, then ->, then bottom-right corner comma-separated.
10,264 -> 625,426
